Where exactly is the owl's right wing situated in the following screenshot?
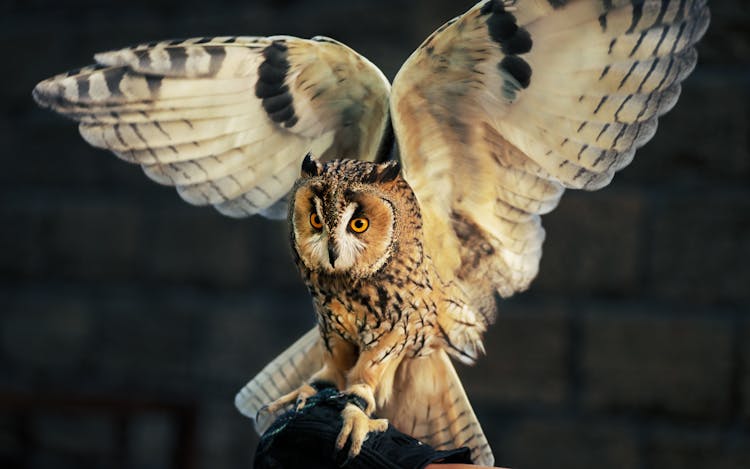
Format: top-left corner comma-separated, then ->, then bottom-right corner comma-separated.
33,36 -> 391,218
391,0 -> 709,345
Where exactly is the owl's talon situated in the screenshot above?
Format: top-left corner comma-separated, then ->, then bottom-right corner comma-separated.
335,403 -> 388,461
255,404 -> 270,422
294,393 -> 310,411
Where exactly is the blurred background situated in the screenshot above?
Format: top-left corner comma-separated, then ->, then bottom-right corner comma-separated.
1,0 -> 748,468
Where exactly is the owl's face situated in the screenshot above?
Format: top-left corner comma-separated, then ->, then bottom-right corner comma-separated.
290,157 -> 404,278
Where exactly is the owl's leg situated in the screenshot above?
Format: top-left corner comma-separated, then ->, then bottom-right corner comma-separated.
335,332 -> 405,461
263,335 -> 353,413
336,383 -> 389,461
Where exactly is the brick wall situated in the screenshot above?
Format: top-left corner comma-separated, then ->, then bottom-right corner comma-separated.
1,1 -> 748,468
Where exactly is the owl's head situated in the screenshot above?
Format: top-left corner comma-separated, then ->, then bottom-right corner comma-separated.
290,155 -> 415,278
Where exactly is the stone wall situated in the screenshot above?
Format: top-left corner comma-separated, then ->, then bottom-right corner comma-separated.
1,1 -> 748,468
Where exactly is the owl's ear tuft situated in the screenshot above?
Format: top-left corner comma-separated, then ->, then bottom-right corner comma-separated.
301,153 -> 323,177
372,160 -> 401,183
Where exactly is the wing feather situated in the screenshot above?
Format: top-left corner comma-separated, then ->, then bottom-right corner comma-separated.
391,0 -> 709,347
235,328 -> 323,435
34,35 -> 390,218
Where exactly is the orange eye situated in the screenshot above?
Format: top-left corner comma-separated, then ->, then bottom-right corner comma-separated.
310,213 -> 324,229
349,217 -> 369,233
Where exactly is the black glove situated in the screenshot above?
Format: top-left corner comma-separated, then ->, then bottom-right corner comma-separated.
254,387 -> 473,469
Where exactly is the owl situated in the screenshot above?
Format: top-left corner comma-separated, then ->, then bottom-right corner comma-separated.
33,0 -> 710,465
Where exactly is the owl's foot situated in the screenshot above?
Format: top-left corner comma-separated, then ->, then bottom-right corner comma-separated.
260,382 -> 317,416
335,402 -> 388,463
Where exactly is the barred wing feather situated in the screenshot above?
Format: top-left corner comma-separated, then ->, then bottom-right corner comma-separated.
235,328 -> 323,434
33,36 -> 391,218
391,0 -> 709,327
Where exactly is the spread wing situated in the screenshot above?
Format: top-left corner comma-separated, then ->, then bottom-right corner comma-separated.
392,0 -> 709,329
33,36 -> 391,218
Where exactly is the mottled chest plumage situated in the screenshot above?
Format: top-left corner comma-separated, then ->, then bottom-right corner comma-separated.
305,268 -> 438,358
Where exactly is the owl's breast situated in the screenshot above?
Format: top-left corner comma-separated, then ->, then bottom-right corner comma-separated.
310,275 -> 439,358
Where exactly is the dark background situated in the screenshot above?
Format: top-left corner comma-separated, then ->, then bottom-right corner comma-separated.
1,0 -> 748,468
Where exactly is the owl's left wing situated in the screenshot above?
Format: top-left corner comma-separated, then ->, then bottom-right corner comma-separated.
33,36 -> 390,218
392,0 -> 709,328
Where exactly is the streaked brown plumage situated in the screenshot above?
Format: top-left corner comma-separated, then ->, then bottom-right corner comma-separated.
33,0 -> 710,465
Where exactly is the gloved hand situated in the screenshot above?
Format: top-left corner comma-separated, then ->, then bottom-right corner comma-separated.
254,387 -> 473,469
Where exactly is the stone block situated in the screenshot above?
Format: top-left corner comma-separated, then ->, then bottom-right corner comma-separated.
0,205 -> 42,279
90,292 -> 199,392
34,413 -> 115,456
35,199 -> 142,280
646,427 -> 750,469
498,419 -> 639,469
194,292 -> 315,390
626,70 -> 750,184
196,401 -> 256,469
582,309 -> 733,418
141,206 -> 255,288
0,294 -> 94,383
649,192 -> 750,304
742,321 -> 750,420
128,413 -> 176,469
694,1 -> 750,66
459,300 -> 569,406
534,190 -> 643,296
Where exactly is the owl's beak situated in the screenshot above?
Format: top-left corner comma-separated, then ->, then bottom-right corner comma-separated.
327,240 -> 339,267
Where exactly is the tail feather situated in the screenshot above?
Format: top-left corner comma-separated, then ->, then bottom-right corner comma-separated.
380,350 -> 493,466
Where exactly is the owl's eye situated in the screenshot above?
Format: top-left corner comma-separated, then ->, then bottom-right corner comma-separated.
349,217 -> 369,233
310,213 -> 324,230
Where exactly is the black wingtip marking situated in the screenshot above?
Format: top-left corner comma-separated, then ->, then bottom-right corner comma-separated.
301,153 -> 323,177
257,61 -> 286,84
269,106 -> 296,126
255,81 -> 288,99
479,0 -> 504,16
261,92 -> 293,114
256,40 -> 299,128
485,4 -> 532,55
502,27 -> 532,56
486,9 -> 517,43
500,56 -> 532,89
484,2 -> 533,93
